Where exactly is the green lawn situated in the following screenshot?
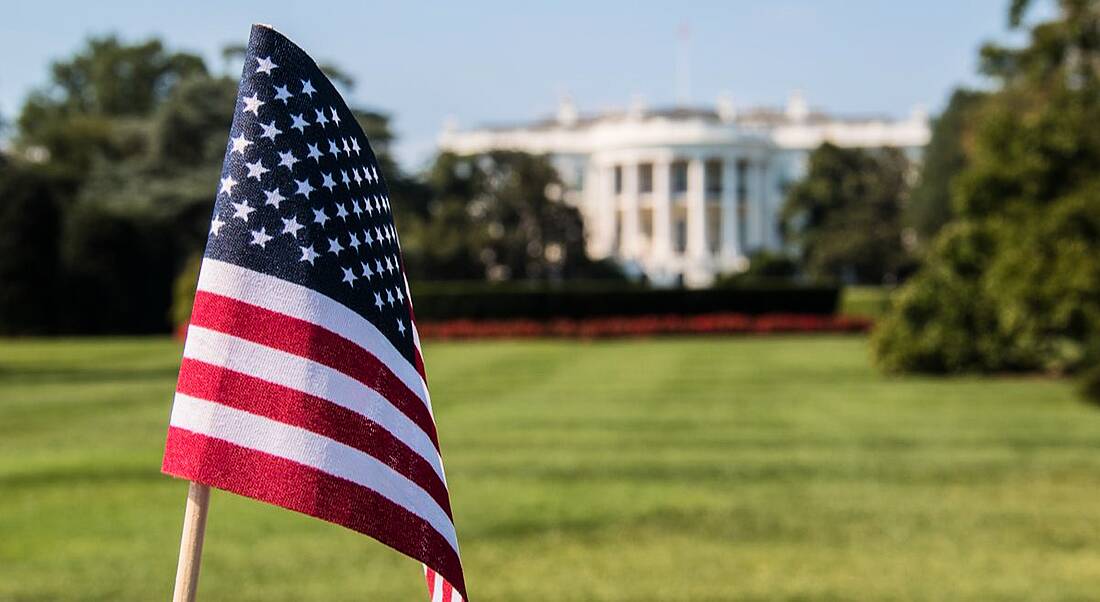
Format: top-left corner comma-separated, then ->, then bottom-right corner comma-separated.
2,336 -> 1099,601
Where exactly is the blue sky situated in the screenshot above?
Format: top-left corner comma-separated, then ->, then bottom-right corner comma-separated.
3,1 -> 1041,169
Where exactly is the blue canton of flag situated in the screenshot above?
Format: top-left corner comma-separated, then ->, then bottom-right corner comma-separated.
206,26 -> 415,365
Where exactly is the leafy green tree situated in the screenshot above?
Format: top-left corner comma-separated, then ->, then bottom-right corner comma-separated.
780,143 -> 911,284
405,151 -> 620,282
905,89 -> 986,245
874,0 -> 1100,378
16,36 -> 206,176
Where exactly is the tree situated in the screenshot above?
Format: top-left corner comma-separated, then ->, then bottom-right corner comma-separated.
780,143 -> 911,284
405,151 -> 620,282
16,36 -> 206,177
2,34 -> 437,334
905,89 -> 986,245
874,0 -> 1100,377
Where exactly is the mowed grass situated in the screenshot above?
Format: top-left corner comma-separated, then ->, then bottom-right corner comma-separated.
2,336 -> 1100,601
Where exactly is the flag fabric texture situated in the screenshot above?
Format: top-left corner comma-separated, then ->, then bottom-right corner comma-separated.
161,24 -> 467,601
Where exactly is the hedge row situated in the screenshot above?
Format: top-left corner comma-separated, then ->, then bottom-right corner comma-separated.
418,314 -> 870,339
408,283 -> 840,320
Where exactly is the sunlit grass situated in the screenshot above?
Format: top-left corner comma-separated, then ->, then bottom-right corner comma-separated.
2,335 -> 1098,600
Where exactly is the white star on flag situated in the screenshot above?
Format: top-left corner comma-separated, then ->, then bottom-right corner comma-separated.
299,244 -> 319,264
219,176 -> 237,196
230,201 -> 255,221
300,78 -> 316,97
259,121 -> 282,141
249,228 -> 273,247
278,151 -> 299,170
341,266 -> 357,286
242,93 -> 264,116
246,160 -> 269,180
281,216 -> 305,237
229,134 -> 252,154
255,56 -> 278,74
263,188 -> 286,209
273,84 -> 292,103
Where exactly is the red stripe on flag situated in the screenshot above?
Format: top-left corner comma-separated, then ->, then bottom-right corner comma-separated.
189,291 -> 440,450
163,427 -> 467,600
412,345 -> 427,382
176,358 -> 452,517
425,567 -> 437,596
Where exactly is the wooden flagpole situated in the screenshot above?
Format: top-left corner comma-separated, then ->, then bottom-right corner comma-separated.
172,482 -> 211,602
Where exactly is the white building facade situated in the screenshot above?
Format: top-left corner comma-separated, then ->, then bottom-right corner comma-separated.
438,93 -> 930,287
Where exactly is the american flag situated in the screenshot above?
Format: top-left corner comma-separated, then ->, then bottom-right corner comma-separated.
161,25 -> 467,601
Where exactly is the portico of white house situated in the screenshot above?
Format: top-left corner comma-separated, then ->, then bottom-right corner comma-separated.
585,144 -> 779,287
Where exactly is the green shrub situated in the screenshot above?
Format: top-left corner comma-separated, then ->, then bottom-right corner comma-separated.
873,184 -> 1100,375
409,282 -> 839,321
169,269 -> 837,326
840,286 -> 894,320
0,162 -> 70,334
714,251 -> 799,287
1080,338 -> 1100,405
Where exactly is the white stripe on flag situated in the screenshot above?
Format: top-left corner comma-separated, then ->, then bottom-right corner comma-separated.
170,393 -> 460,553
196,258 -> 432,407
431,572 -> 444,602
182,325 -> 445,481
402,270 -> 426,356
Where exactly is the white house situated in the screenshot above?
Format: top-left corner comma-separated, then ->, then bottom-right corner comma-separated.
438,92 -> 930,287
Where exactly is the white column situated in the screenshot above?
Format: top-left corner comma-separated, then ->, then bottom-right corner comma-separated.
745,158 -> 762,250
600,163 -> 618,257
653,157 -> 672,261
720,156 -> 739,262
582,162 -> 603,258
621,161 -> 640,258
757,160 -> 770,250
686,157 -> 706,260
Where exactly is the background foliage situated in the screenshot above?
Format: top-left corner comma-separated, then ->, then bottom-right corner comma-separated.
0,37 -> 621,335
780,143 -> 911,285
873,0 -> 1100,385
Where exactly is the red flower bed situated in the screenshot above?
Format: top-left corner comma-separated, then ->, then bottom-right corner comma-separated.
417,313 -> 871,340
177,313 -> 869,341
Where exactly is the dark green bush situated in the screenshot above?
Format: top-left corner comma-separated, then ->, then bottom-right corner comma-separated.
408,282 -> 839,321
0,162 -> 71,334
1080,338 -> 1100,405
713,251 -> 800,287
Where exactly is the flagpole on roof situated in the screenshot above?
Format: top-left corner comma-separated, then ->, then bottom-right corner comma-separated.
171,482 -> 211,602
